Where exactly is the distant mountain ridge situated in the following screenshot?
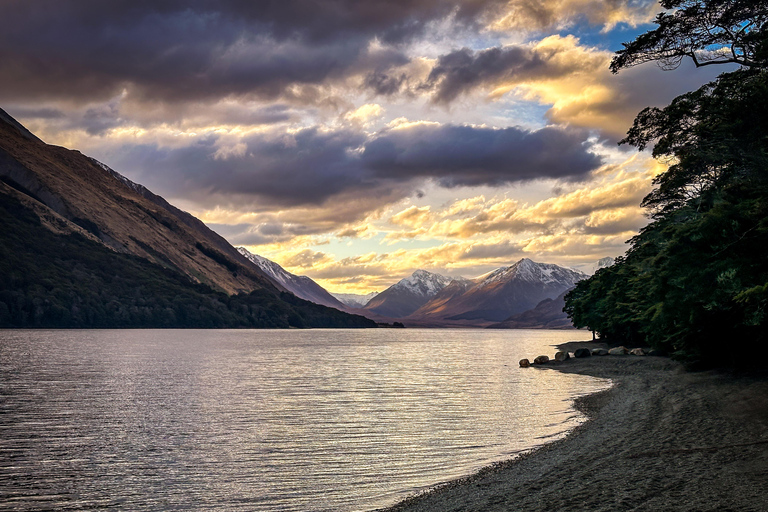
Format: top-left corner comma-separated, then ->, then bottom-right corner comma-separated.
407,259 -> 586,325
237,247 -> 347,310
593,256 -> 615,274
363,269 -> 453,318
487,289 -> 575,329
332,291 -> 379,308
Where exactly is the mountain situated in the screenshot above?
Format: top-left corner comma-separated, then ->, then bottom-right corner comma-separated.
0,108 -> 273,295
404,277 -> 475,321
237,247 -> 347,310
593,256 -> 615,274
408,258 -> 586,325
486,289 -> 575,329
332,291 -> 379,308
363,270 -> 453,318
0,107 -> 375,329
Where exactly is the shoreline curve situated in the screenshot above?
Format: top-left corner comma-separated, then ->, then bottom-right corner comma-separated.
378,344 -> 768,512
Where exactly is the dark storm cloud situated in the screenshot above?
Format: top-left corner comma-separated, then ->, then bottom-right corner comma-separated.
361,124 -> 602,187
0,0 -> 506,105
105,122 -> 601,208
205,222 -> 321,246
423,45 -> 592,103
108,128 -> 370,206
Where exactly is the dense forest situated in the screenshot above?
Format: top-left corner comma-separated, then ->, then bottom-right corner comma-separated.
565,0 -> 768,366
565,0 -> 768,367
0,191 -> 376,329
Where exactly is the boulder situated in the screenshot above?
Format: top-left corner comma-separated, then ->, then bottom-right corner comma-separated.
533,355 -> 550,365
630,348 -> 647,356
591,348 -> 609,356
573,348 -> 591,358
519,358 -> 531,368
648,349 -> 667,357
554,351 -> 570,362
608,346 -> 628,355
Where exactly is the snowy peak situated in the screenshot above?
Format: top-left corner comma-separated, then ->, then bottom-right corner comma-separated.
407,258 -> 587,325
237,247 -> 291,288
363,269 -> 453,318
477,258 -> 586,287
593,256 -> 616,273
237,247 -> 346,310
332,292 -> 379,308
393,269 -> 453,297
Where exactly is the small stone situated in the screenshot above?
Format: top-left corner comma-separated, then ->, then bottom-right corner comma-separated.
554,351 -> 570,362
630,348 -> 647,356
533,355 -> 550,365
591,348 -> 609,356
519,358 -> 531,368
574,348 -> 591,358
608,346 -> 628,355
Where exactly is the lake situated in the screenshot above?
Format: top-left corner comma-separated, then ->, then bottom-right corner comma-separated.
0,329 -> 610,511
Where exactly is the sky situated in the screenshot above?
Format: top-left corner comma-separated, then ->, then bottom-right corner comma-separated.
0,0 -> 726,293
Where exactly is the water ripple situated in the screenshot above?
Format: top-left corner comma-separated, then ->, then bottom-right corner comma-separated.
0,329 -> 609,511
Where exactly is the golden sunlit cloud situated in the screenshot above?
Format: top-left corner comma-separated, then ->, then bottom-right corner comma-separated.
238,151 -> 661,293
486,0 -> 657,33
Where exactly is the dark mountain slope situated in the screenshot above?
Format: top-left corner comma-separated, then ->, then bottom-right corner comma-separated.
0,187 -> 375,328
0,107 -> 274,295
237,247 -> 348,310
0,109 -> 375,329
486,290 -> 575,329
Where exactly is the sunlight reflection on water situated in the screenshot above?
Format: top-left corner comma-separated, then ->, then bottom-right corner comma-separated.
0,328 -> 610,511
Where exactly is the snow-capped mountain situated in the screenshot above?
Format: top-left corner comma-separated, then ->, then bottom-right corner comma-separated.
593,256 -> 616,274
237,247 -> 347,310
363,270 -> 453,318
408,258 -> 586,324
332,291 -> 379,308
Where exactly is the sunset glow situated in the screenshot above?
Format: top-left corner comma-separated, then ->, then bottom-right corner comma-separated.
0,0 -> 725,292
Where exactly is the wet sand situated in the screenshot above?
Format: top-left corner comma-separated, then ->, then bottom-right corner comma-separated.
380,343 -> 768,512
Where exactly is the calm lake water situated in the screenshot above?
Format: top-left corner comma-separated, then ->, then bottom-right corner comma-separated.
0,329 -> 610,511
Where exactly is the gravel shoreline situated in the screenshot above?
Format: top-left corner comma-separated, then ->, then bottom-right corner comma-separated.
379,343 -> 768,512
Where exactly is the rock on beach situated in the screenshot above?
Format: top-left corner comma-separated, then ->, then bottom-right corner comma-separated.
574,348 -> 591,358
384,355 -> 768,512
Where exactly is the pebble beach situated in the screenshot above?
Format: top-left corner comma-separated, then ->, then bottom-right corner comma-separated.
381,343 -> 768,512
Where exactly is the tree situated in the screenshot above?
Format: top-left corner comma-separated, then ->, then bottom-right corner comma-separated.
611,0 -> 768,73
564,0 -> 768,367
622,69 -> 768,216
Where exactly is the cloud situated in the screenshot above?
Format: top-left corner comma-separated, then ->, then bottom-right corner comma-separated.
484,0 -> 657,33
413,35 -> 728,140
423,38 -> 604,104
362,122 -> 602,187
390,205 -> 433,227
0,0 -> 503,108
86,120 -> 600,212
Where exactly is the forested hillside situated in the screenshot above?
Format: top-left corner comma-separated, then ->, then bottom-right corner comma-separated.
565,0 -> 768,367
0,178 -> 375,329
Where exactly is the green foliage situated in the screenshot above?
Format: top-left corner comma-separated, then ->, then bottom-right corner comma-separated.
623,69 -> 768,217
0,192 -> 376,329
611,0 -> 768,73
567,186 -> 768,366
566,2 -> 768,368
